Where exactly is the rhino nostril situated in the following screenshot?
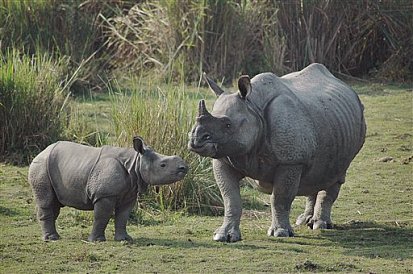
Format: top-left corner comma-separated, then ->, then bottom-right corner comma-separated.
178,166 -> 188,173
202,134 -> 211,141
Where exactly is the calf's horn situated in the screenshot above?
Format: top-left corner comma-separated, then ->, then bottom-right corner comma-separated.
198,100 -> 211,117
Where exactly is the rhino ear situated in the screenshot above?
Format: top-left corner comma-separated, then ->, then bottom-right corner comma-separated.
238,75 -> 251,99
203,72 -> 224,97
133,136 -> 146,154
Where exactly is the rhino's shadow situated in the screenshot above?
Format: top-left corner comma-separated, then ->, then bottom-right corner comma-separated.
0,205 -> 19,217
320,221 -> 413,259
131,237 -> 267,251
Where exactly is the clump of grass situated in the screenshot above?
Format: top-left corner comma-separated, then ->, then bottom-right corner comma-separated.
109,77 -> 222,214
63,105 -> 108,147
0,0 -> 121,94
101,0 -> 287,83
0,50 -> 70,163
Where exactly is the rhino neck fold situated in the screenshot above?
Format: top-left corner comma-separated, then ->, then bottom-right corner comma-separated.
130,154 -> 148,194
244,96 -> 269,155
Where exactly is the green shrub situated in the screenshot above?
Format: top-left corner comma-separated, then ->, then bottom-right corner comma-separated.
109,77 -> 222,214
0,0 -> 121,94
0,50 -> 69,163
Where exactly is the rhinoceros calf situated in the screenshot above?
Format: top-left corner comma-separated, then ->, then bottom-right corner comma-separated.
29,137 -> 188,241
189,63 -> 366,242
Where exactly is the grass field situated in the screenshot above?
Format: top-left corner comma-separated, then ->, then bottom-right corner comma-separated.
1,82 -> 412,273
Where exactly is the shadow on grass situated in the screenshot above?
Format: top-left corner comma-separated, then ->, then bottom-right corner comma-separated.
131,236 -> 269,251
321,221 -> 413,259
0,205 -> 20,217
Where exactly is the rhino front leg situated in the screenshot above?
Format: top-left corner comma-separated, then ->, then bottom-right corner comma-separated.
213,159 -> 244,242
88,197 -> 116,242
114,199 -> 136,242
268,165 -> 302,237
309,181 -> 342,230
295,194 -> 316,226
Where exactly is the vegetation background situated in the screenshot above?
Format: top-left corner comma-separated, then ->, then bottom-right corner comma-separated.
0,0 -> 412,272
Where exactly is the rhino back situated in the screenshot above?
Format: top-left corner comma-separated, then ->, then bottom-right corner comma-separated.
281,64 -> 366,191
48,141 -> 103,209
282,64 -> 365,158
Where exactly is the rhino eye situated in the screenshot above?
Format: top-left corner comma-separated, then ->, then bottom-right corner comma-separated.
160,163 -> 166,168
226,123 -> 231,128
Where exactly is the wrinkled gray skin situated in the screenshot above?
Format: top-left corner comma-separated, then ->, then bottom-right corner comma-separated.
29,136 -> 188,242
188,63 -> 366,242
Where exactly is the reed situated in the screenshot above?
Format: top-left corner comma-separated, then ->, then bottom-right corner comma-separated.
103,0 -> 412,82
102,0 -> 288,83
109,77 -> 222,214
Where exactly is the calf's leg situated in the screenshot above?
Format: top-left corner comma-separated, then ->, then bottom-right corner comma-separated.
37,199 -> 61,241
29,166 -> 61,241
114,199 -> 136,241
88,197 -> 116,242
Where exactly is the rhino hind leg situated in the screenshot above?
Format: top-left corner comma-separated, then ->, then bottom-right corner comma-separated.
114,199 -> 136,242
309,181 -> 342,230
37,202 -> 61,241
88,197 -> 117,242
29,162 -> 61,241
295,194 -> 317,226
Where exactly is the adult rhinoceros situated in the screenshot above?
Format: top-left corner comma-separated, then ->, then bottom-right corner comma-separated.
188,63 -> 366,242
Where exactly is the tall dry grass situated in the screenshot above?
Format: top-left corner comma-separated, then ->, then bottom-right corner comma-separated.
277,0 -> 413,80
103,0 -> 412,82
109,77 -> 222,214
102,0 -> 287,83
2,0 -> 410,85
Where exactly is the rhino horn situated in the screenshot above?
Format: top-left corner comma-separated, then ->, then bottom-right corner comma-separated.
238,75 -> 251,99
198,99 -> 211,117
203,72 -> 224,97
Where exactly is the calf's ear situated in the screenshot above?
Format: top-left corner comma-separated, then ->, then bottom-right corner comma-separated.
238,75 -> 251,99
203,72 -> 225,97
133,136 -> 146,154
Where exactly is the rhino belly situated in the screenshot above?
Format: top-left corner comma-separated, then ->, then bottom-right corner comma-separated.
50,173 -> 94,210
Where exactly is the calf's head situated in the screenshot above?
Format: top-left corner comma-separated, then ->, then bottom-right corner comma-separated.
133,137 -> 188,185
188,74 -> 262,158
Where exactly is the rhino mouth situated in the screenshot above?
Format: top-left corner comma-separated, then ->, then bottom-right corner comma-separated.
174,165 -> 189,178
188,141 -> 217,157
175,170 -> 188,178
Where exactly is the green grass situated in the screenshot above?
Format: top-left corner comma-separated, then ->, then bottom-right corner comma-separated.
1,83 -> 412,273
0,50 -> 69,162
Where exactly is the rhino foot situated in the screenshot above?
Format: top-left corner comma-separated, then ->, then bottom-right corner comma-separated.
307,219 -> 333,230
295,213 -> 313,226
114,233 -> 133,242
267,227 -> 294,237
213,226 -> 241,242
88,234 -> 106,242
43,232 -> 60,241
